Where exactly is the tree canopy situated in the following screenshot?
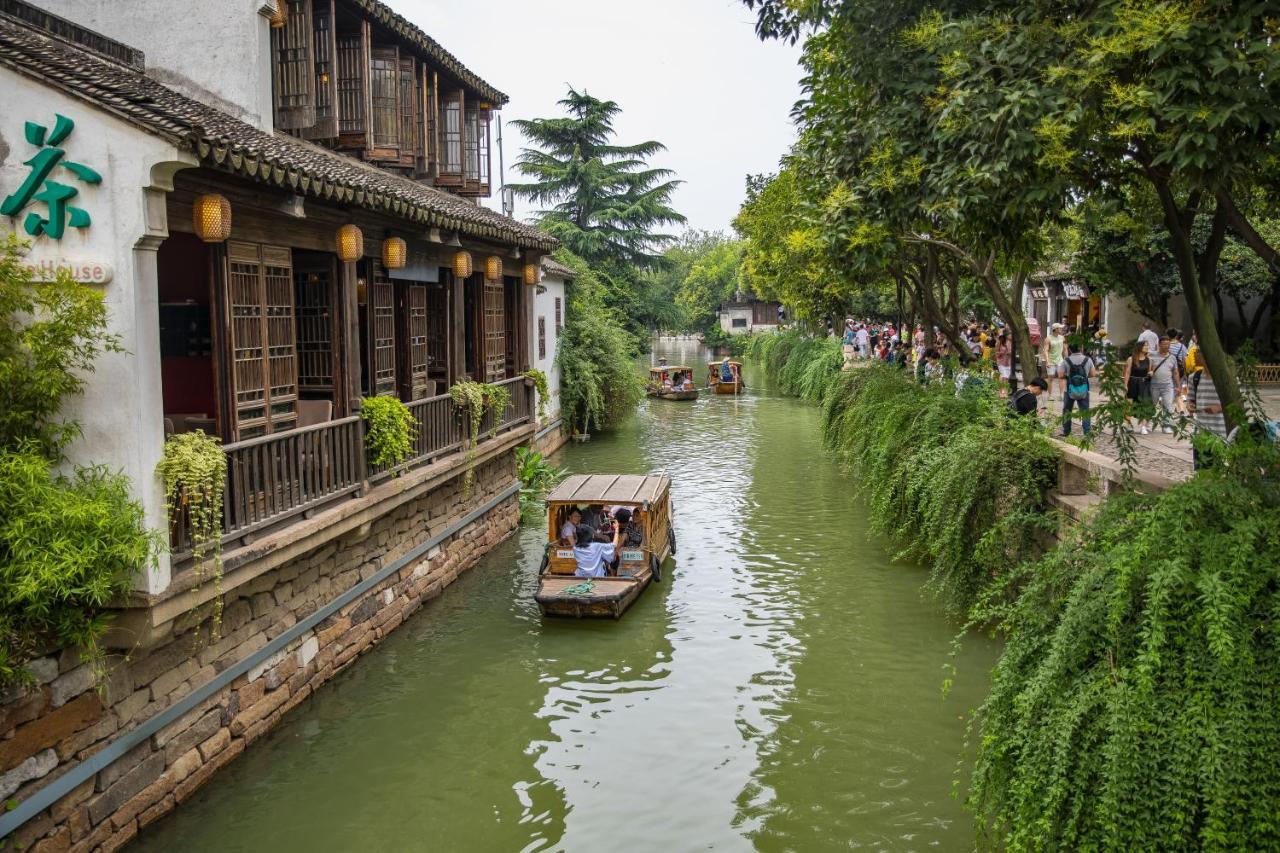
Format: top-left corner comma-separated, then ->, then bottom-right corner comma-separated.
509,87 -> 686,269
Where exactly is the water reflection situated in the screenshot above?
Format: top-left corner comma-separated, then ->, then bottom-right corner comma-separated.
131,338 -> 998,853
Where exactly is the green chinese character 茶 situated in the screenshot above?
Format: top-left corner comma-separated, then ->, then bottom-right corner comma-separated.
1,114 -> 101,239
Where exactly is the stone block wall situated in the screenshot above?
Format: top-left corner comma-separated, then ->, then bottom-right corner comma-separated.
0,455 -> 518,852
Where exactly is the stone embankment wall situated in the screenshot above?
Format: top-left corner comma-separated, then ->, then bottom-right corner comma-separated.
0,455 -> 518,852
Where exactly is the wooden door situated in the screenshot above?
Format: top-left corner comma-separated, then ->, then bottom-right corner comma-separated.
396,281 -> 430,400
367,263 -> 397,397
294,257 -> 336,395
483,277 -> 506,382
227,241 -> 298,439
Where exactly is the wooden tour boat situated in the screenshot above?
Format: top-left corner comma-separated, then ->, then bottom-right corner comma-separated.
535,473 -> 675,619
647,366 -> 700,401
707,360 -> 745,395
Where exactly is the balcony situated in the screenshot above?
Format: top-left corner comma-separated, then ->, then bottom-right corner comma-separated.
168,377 -> 533,568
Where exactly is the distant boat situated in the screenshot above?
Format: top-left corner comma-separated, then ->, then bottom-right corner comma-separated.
647,366 -> 699,401
535,473 -> 675,619
707,360 -> 745,395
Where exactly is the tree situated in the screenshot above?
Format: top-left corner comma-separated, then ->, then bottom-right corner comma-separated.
508,87 -> 686,269
676,237 -> 744,335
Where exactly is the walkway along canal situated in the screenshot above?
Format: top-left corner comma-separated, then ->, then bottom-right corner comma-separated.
132,342 -> 1000,851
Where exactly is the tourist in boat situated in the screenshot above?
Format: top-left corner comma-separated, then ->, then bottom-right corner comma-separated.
559,508 -> 582,545
573,523 -> 623,578
720,359 -> 735,383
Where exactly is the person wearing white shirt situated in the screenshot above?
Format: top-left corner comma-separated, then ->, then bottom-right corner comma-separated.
572,524 -> 622,578
1137,321 -> 1159,360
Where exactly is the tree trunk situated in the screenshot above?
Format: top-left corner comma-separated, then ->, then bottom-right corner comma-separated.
1151,182 -> 1244,425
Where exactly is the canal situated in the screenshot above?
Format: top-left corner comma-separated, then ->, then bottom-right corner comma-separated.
133,341 -> 1000,852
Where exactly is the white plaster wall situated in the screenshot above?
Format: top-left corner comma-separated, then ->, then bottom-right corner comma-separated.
531,275 -> 565,424
720,305 -> 753,336
41,0 -> 275,131
0,68 -> 196,593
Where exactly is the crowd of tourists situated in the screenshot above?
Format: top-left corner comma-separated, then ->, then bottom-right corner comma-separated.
838,316 -> 1235,467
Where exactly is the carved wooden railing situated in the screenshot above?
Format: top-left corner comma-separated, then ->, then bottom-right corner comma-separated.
170,381 -> 535,565
222,415 -> 366,543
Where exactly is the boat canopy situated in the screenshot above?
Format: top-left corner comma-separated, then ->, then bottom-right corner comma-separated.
547,473 -> 671,507
649,365 -> 690,373
707,360 -> 742,367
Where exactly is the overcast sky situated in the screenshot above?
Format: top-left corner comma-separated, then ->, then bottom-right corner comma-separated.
397,0 -> 804,234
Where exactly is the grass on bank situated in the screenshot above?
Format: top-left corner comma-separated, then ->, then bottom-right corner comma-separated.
745,327 -> 1280,851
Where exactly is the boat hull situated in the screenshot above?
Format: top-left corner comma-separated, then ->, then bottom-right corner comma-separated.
649,388 -> 699,401
711,381 -> 743,395
536,569 -> 652,619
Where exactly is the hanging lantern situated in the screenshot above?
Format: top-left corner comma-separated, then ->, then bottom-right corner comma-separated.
522,262 -> 541,286
485,255 -> 503,281
192,193 -> 232,243
453,250 -> 473,279
382,236 -> 407,270
269,0 -> 287,27
336,224 -> 363,263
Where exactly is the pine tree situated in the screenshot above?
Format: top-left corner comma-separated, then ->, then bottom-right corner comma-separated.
508,87 -> 685,269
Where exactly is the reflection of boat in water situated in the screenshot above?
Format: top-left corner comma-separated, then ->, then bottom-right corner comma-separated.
535,474 -> 674,619
647,366 -> 700,401
707,360 -> 744,395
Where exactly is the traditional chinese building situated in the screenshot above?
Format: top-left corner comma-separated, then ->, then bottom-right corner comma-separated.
0,1 -> 560,847
718,295 -> 782,336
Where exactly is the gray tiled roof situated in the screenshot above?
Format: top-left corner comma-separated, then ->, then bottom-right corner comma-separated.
350,0 -> 507,106
540,257 -> 577,280
0,14 -> 554,250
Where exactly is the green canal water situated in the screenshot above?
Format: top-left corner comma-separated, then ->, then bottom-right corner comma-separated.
133,342 -> 999,852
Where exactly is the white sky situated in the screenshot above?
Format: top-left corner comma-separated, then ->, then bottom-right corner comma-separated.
396,0 -> 804,234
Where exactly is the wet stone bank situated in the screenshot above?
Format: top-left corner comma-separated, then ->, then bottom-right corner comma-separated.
0,453 -> 519,853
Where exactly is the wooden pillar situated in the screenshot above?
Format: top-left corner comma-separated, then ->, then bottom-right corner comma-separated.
450,269 -> 466,383
517,274 -> 532,373
339,259 -> 362,411
207,242 -> 234,441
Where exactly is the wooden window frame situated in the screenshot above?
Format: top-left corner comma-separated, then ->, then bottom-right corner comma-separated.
538,315 -> 546,360
272,0 -> 316,130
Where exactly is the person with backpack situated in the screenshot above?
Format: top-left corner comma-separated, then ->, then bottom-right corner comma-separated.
1008,377 -> 1047,417
1058,342 -> 1097,436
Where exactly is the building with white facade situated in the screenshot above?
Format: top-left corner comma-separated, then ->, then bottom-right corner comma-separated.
0,0 -> 556,844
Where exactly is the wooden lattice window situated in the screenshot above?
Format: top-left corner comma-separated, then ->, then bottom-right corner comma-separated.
463,106 -> 480,182
228,242 -> 298,439
538,316 -> 546,360
294,262 -> 333,393
368,264 -> 397,397
336,33 -> 365,135
399,58 -> 419,163
484,278 -> 506,383
370,47 -> 399,149
307,0 -> 337,139
554,297 -> 562,333
440,91 -> 462,174
272,0 -> 315,130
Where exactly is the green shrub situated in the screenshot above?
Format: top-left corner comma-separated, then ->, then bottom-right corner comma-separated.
515,446 -> 564,524
554,251 -> 645,434
0,449 -> 155,687
0,239 -> 152,688
969,439 -> 1280,851
361,395 -> 418,471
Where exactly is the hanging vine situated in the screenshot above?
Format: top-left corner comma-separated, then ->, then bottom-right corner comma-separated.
360,395 -> 418,472
156,430 -> 227,638
449,380 -> 512,497
521,368 -> 550,422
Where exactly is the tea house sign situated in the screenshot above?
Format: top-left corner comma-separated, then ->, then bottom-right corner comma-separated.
1,113 -> 101,239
